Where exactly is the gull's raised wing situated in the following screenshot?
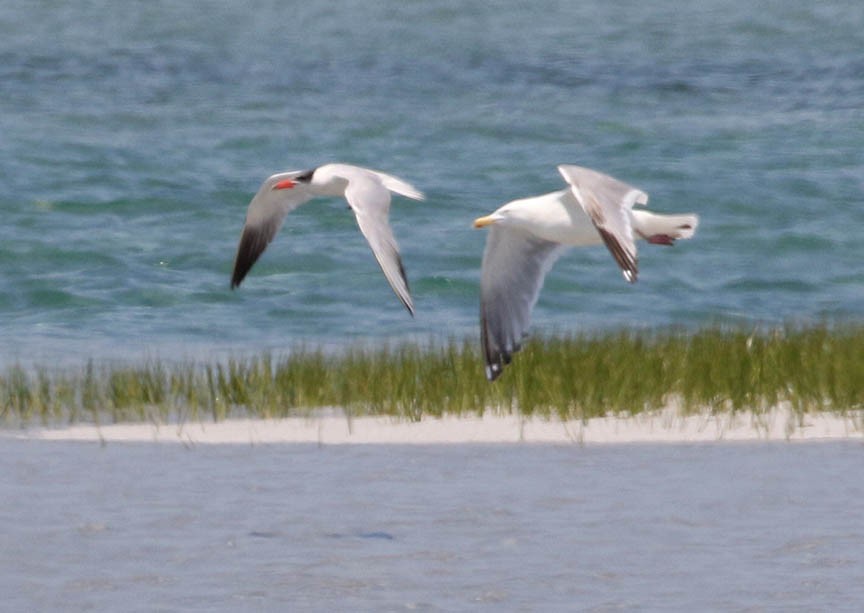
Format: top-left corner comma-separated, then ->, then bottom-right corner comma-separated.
558,164 -> 648,283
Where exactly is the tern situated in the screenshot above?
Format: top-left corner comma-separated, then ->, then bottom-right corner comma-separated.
473,164 -> 699,381
231,163 -> 424,316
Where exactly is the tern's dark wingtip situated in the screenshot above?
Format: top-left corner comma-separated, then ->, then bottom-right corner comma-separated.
230,273 -> 245,290
400,296 -> 415,317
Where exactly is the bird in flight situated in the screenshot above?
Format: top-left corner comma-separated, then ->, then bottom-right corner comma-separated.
473,164 -> 699,381
231,163 -> 424,316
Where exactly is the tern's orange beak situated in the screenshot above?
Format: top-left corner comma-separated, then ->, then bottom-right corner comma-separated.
273,179 -> 296,190
473,215 -> 496,228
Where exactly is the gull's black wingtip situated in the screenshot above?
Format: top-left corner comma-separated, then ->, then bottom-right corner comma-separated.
596,226 -> 638,285
485,362 -> 504,382
481,311 -> 506,382
481,343 -> 509,382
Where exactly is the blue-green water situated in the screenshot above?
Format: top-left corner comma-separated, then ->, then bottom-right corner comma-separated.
2,1 -> 863,365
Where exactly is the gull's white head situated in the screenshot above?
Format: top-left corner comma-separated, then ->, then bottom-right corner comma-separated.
473,202 -> 525,229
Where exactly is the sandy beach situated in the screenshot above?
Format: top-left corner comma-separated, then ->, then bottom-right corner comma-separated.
8,406 -> 863,445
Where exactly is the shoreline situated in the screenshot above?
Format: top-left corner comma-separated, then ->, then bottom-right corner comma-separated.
5,407 -> 863,445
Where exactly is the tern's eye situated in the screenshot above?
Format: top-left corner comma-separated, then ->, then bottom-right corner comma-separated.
294,169 -> 315,183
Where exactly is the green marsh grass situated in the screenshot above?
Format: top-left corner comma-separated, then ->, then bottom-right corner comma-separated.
2,324 -> 863,426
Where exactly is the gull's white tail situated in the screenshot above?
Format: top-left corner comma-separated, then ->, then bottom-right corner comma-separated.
632,210 -> 699,242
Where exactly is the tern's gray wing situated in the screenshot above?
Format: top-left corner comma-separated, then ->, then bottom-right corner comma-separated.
480,226 -> 566,381
344,174 -> 414,316
231,172 -> 313,288
558,165 -> 648,283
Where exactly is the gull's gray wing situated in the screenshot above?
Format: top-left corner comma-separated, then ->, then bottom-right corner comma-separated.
558,165 -> 648,283
480,226 -> 565,381
231,172 -> 313,288
344,173 -> 414,316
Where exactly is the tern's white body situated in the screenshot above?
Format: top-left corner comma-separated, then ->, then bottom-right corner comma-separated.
231,163 -> 424,316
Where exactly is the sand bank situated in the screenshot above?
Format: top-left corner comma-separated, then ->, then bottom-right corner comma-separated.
7,406 -> 863,445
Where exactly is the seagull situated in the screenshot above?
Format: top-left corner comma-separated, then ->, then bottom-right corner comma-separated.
473,164 -> 699,381
231,163 -> 424,316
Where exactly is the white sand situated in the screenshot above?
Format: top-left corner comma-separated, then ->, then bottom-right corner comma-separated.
7,406 -> 863,445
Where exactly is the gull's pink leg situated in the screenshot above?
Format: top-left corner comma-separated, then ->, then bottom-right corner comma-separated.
646,234 -> 675,246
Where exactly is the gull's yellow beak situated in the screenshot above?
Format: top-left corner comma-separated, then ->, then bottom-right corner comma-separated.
473,215 -> 496,228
